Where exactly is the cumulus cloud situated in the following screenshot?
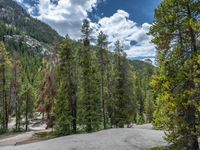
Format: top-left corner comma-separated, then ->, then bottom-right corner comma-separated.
16,0 -> 39,15
15,0 -> 155,58
35,0 -> 97,38
95,10 -> 155,58
16,0 -> 98,38
16,0 -> 24,3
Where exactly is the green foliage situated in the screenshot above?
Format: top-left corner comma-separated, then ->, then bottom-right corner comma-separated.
53,25 -> 154,135
35,131 -> 56,139
54,37 -> 78,134
78,19 -> 101,132
0,41 -> 43,132
144,91 -> 155,123
150,0 -> 200,149
54,82 -> 72,136
0,1 -> 155,136
112,41 -> 134,127
0,41 -> 12,131
0,23 -> 20,41
130,60 -> 155,124
12,55 -> 22,131
97,31 -> 109,129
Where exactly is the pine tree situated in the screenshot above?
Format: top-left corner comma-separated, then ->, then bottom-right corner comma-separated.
54,37 -> 77,135
135,77 -> 145,124
54,82 -> 72,135
143,65 -> 155,123
0,42 -> 12,132
150,0 -> 200,149
97,31 -> 108,129
144,91 -> 154,123
113,40 -> 134,127
20,50 -> 42,131
79,19 -> 101,132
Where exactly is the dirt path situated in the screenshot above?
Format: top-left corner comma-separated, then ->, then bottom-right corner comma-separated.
0,123 -> 50,147
0,124 -> 167,150
0,131 -> 35,147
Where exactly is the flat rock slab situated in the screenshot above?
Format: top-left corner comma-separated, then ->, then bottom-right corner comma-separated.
0,125 -> 167,150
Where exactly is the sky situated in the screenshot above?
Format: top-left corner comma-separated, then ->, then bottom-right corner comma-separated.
15,0 -> 161,60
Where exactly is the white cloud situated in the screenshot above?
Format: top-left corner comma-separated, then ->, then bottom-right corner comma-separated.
15,0 -> 38,15
24,3 -> 35,14
95,10 -> 155,58
22,0 -> 98,38
15,0 -> 155,58
16,0 -> 24,3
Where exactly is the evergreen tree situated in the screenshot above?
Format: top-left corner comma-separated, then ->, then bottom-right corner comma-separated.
54,82 -> 72,135
135,77 -> 145,124
97,31 -> 108,129
150,0 -> 200,149
54,37 -> 77,135
79,19 -> 101,132
144,91 -> 154,123
0,42 -> 12,132
20,50 -> 42,131
113,40 -> 134,127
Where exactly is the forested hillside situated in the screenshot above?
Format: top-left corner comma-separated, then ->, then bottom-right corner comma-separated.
0,0 -> 199,150
0,0 -> 154,137
0,0 -> 61,43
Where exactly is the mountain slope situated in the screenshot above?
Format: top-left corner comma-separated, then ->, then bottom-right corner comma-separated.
130,60 -> 154,75
0,0 -> 154,74
0,0 -> 61,44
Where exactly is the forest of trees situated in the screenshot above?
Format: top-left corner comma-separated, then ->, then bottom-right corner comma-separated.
0,0 -> 199,149
0,18 -> 154,136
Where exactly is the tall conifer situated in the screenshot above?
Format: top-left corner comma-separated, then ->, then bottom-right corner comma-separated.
150,0 -> 200,149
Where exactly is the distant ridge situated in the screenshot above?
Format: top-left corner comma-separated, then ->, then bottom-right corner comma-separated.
0,0 -> 61,44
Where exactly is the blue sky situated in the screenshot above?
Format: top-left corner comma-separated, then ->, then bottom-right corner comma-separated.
89,0 -> 161,24
16,0 -> 161,60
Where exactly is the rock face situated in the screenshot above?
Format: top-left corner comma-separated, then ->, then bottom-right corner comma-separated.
0,124 -> 167,150
0,0 -> 63,56
4,35 -> 49,56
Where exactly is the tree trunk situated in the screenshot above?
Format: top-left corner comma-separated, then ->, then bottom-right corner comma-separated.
5,92 -> 8,129
2,64 -> 6,129
101,71 -> 106,129
180,106 -> 199,150
184,4 -> 199,150
72,95 -> 77,133
25,92 -> 29,131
